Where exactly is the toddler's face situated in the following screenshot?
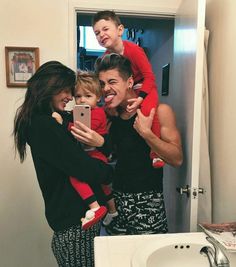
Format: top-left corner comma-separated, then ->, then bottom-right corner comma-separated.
74,87 -> 99,108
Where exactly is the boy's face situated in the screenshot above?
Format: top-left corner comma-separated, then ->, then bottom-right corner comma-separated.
74,87 -> 99,108
93,19 -> 124,50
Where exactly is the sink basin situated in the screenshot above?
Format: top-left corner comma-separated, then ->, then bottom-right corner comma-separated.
95,232 -> 236,267
131,234 -> 210,267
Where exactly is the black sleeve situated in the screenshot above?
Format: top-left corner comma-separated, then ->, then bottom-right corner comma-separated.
29,115 -> 113,185
97,134 -> 112,157
60,110 -> 73,130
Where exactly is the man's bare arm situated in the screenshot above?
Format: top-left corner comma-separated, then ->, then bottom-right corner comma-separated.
133,104 -> 183,167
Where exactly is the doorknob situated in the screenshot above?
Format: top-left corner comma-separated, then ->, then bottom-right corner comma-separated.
192,187 -> 204,199
176,186 -> 205,199
176,185 -> 190,197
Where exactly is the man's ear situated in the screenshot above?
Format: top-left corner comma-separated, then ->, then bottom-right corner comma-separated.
128,76 -> 134,89
118,24 -> 124,37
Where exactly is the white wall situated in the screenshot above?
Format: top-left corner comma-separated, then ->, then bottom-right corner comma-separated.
205,0 -> 236,222
0,0 -> 70,266
0,1 -> 180,266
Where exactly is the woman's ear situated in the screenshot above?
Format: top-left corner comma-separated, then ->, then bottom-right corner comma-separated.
118,24 -> 124,37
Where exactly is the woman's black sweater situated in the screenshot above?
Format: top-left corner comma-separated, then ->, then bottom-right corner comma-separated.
27,113 -> 113,231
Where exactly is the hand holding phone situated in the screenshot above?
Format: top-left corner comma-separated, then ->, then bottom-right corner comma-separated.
73,104 -> 91,129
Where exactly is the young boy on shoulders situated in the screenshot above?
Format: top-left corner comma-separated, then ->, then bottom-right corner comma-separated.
92,10 -> 164,168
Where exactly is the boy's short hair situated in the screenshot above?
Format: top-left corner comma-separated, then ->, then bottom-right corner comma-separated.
76,71 -> 102,97
92,10 -> 121,27
95,53 -> 132,81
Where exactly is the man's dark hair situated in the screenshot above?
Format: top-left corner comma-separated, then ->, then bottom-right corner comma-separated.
95,53 -> 132,80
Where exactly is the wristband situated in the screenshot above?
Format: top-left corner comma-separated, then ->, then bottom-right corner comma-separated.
138,91 -> 147,99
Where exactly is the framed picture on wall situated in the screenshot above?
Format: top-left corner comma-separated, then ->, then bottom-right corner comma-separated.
5,46 -> 39,87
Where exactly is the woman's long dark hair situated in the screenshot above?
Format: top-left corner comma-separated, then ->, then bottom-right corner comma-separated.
13,61 -> 76,162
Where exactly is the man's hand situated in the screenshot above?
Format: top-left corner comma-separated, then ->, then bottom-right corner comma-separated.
133,104 -> 183,167
133,108 -> 155,138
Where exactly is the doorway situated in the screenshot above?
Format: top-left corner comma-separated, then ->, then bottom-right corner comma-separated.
76,12 -> 179,231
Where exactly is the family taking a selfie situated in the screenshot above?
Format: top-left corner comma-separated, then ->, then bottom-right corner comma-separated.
13,10 -> 183,267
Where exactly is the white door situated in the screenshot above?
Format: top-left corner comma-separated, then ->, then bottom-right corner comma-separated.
165,0 -> 206,232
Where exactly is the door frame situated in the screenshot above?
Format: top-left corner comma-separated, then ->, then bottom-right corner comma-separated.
68,3 -> 176,70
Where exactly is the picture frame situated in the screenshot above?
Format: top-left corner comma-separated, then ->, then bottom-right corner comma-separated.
5,46 -> 39,87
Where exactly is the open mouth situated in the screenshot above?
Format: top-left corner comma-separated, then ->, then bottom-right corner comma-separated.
104,92 -> 116,105
104,94 -> 114,103
101,37 -> 109,46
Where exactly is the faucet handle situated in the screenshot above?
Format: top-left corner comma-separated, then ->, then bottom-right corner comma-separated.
206,236 -> 230,267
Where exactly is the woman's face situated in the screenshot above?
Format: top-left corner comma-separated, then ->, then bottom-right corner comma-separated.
99,69 -> 132,108
51,88 -> 73,111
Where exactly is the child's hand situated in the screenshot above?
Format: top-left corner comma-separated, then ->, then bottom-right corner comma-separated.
126,96 -> 143,113
52,112 -> 63,124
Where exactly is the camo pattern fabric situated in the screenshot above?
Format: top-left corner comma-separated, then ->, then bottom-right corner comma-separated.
105,190 -> 168,235
51,223 -> 100,267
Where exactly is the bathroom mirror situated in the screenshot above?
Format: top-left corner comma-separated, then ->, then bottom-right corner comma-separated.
76,1 -> 207,233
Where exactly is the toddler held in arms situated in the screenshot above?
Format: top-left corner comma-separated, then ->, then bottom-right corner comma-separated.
53,71 -> 118,229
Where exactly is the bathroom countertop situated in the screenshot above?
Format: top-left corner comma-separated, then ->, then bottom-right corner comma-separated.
94,232 -> 236,267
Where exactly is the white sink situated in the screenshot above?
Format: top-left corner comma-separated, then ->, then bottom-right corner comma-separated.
131,234 -> 210,267
94,232 -> 236,267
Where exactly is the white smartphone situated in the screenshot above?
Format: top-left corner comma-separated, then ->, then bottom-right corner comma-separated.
73,104 -> 91,129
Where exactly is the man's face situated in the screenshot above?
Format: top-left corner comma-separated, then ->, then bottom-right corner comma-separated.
99,68 -> 132,109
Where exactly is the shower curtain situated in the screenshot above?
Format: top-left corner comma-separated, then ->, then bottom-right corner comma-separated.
198,29 -> 212,224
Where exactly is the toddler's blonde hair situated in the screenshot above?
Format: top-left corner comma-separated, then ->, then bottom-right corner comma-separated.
76,71 -> 102,98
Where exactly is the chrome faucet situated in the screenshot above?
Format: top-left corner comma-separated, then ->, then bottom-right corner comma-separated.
200,236 -> 230,267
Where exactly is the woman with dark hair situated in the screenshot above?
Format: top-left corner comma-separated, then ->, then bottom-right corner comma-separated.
13,61 -> 113,267
95,54 -> 183,235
